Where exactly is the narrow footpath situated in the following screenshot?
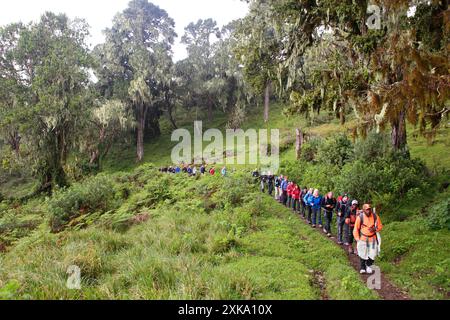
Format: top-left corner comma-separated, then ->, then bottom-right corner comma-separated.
283,203 -> 411,300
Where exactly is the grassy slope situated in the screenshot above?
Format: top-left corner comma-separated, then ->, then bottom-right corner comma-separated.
0,171 -> 376,300
1,103 -> 449,299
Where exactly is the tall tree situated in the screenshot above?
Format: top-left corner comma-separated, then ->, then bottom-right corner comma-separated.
234,1 -> 283,123
0,13 -> 93,192
181,18 -> 225,122
97,0 -> 176,161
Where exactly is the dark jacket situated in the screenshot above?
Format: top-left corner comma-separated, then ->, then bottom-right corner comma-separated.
322,197 -> 337,213
336,200 -> 350,218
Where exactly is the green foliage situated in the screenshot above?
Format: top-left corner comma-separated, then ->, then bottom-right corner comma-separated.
300,137 -> 323,163
316,134 -> 353,168
354,131 -> 391,163
427,196 -> 450,231
47,175 -> 119,232
0,280 -> 20,300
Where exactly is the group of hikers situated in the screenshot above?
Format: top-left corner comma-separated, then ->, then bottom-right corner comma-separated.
254,169 -> 383,275
159,164 -> 383,275
160,164 -> 228,177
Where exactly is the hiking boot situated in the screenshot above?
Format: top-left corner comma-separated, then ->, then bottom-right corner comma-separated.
323,228 -> 327,233
360,269 -> 366,274
312,224 -> 316,228
327,233 -> 332,238
344,243 -> 350,246
338,241 -> 344,245
366,266 -> 373,274
318,225 -> 323,228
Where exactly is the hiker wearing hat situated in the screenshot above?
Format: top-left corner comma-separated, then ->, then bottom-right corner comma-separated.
345,200 -> 360,254
353,204 -> 384,274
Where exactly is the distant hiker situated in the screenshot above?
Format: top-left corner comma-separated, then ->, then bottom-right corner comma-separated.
187,166 -> 193,176
175,166 -> 181,174
182,165 -> 188,173
281,177 -> 289,206
200,165 -> 206,175
260,173 -> 268,193
345,200 -> 359,254
310,189 -> 323,228
303,188 -> 314,224
322,192 -> 336,237
267,172 -> 274,196
354,204 -> 383,274
221,167 -> 227,177
300,187 -> 308,219
275,175 -> 282,201
336,195 -> 350,245
192,166 -> 198,176
209,167 -> 215,175
286,182 -> 294,208
292,184 -> 301,213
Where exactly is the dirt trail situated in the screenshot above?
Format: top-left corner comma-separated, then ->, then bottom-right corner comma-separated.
285,204 -> 411,300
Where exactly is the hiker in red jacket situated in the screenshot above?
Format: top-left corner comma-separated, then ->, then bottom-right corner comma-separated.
292,184 -> 301,213
286,182 -> 294,208
209,167 -> 215,175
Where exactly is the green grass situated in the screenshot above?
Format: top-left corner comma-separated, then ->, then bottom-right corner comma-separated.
0,169 -> 375,300
1,103 -> 449,300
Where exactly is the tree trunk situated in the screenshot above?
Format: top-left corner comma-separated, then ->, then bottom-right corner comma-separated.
136,103 -> 146,162
391,109 -> 408,154
208,96 -> 213,123
264,82 -> 271,123
296,128 -> 304,160
168,103 -> 178,129
7,131 -> 21,158
339,106 -> 346,125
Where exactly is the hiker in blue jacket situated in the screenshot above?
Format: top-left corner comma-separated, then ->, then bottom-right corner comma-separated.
281,177 -> 289,206
310,189 -> 323,228
303,188 -> 314,224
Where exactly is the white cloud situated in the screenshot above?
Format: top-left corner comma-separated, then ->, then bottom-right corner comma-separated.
0,0 -> 248,61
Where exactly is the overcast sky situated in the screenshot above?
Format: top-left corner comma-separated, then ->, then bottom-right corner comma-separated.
0,0 -> 249,61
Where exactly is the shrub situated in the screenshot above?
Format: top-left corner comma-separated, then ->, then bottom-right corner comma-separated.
301,164 -> 339,192
334,155 -> 429,205
427,196 -> 450,230
279,160 -> 306,183
354,131 -> 391,163
300,137 -> 323,163
48,175 -> 119,232
316,134 -> 354,168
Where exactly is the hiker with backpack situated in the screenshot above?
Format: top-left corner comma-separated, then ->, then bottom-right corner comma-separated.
281,177 -> 289,206
292,184 -> 301,213
336,195 -> 350,245
303,188 -> 314,224
209,167 -> 215,175
275,175 -> 282,201
353,204 -> 383,274
221,167 -> 227,177
322,192 -> 337,237
260,173 -> 267,193
345,200 -> 359,254
267,172 -> 275,196
310,189 -> 323,228
300,187 -> 308,219
286,181 -> 294,208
